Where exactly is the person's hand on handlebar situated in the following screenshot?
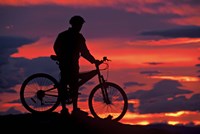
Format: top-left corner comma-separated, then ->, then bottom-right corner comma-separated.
93,59 -> 102,66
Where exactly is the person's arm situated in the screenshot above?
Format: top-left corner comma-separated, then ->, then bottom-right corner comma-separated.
81,44 -> 96,64
80,36 -> 96,64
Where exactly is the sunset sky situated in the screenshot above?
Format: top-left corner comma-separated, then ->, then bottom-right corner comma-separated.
1,0 -> 200,126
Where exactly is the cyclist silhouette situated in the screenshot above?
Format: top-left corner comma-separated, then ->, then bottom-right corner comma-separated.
53,15 -> 100,115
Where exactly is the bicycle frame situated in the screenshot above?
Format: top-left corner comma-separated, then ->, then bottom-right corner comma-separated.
78,63 -> 110,104
50,54 -> 109,98
78,64 -> 105,86
51,54 -> 112,104
78,70 -> 97,87
51,54 -> 108,88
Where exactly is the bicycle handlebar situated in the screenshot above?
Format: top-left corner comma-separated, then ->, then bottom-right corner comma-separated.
103,56 -> 111,62
95,56 -> 111,70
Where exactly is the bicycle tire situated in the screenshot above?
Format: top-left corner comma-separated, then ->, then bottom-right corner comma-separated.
20,73 -> 60,113
88,82 -> 128,121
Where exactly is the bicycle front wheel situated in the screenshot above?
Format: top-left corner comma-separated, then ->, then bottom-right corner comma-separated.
20,73 -> 60,113
88,82 -> 128,121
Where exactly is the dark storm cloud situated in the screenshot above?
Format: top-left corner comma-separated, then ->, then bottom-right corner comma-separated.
140,26 -> 200,38
78,93 -> 88,102
0,107 -> 23,115
0,56 -> 60,112
85,81 -> 95,86
138,93 -> 200,114
14,57 -> 59,76
123,81 -> 145,88
196,63 -> 200,77
128,103 -> 134,112
0,36 -> 36,65
196,64 -> 200,67
0,88 -> 16,93
127,79 -> 200,114
195,60 -> 200,77
0,36 -> 36,93
129,79 -> 192,100
140,70 -> 161,76
143,62 -> 164,65
173,0 -> 200,5
0,5 -> 174,39
0,56 -> 58,93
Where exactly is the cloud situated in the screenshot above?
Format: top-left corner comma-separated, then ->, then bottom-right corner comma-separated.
85,81 -> 96,86
127,37 -> 200,48
169,16 -> 200,26
0,36 -> 57,94
0,107 -> 23,115
143,62 -> 164,65
0,36 -> 36,92
140,26 -> 200,38
196,64 -> 200,67
151,75 -> 199,82
1,5 -> 155,39
0,36 -> 35,65
129,79 -> 192,101
1,0 -> 200,15
123,81 -> 146,88
127,79 -> 199,114
128,103 -> 134,112
140,71 -> 162,76
0,88 -> 16,93
2,2 -> 200,40
0,56 -> 58,93
1,0 -> 200,27
138,93 -> 200,114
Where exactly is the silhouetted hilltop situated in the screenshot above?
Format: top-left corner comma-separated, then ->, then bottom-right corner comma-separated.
0,112 -> 199,134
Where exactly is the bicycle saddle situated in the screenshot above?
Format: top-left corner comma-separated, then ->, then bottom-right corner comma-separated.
50,55 -> 59,61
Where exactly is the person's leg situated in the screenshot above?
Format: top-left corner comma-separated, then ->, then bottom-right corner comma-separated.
59,74 -> 67,110
69,67 -> 88,116
69,71 -> 79,110
59,64 -> 69,114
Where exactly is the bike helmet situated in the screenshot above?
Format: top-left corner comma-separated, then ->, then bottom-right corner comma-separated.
69,15 -> 85,25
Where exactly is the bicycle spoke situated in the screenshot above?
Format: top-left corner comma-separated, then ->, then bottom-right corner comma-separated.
89,82 -> 128,121
20,73 -> 60,113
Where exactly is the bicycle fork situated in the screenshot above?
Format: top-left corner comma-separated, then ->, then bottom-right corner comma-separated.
99,75 -> 111,104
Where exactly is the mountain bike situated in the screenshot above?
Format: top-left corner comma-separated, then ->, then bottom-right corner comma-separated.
20,55 -> 128,121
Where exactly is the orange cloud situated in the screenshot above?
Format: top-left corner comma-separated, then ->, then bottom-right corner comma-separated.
127,38 -> 200,46
0,0 -> 112,7
150,76 -> 200,82
121,110 -> 200,126
1,0 -> 199,15
169,16 -> 200,26
11,37 -> 199,69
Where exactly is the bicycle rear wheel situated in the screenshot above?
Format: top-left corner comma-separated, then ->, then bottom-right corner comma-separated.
20,73 -> 60,113
88,82 -> 128,121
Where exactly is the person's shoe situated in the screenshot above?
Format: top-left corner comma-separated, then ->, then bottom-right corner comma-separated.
103,115 -> 113,120
71,108 -> 88,117
60,108 -> 70,116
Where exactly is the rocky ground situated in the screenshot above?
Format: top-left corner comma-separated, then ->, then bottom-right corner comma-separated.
0,112 -> 199,134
